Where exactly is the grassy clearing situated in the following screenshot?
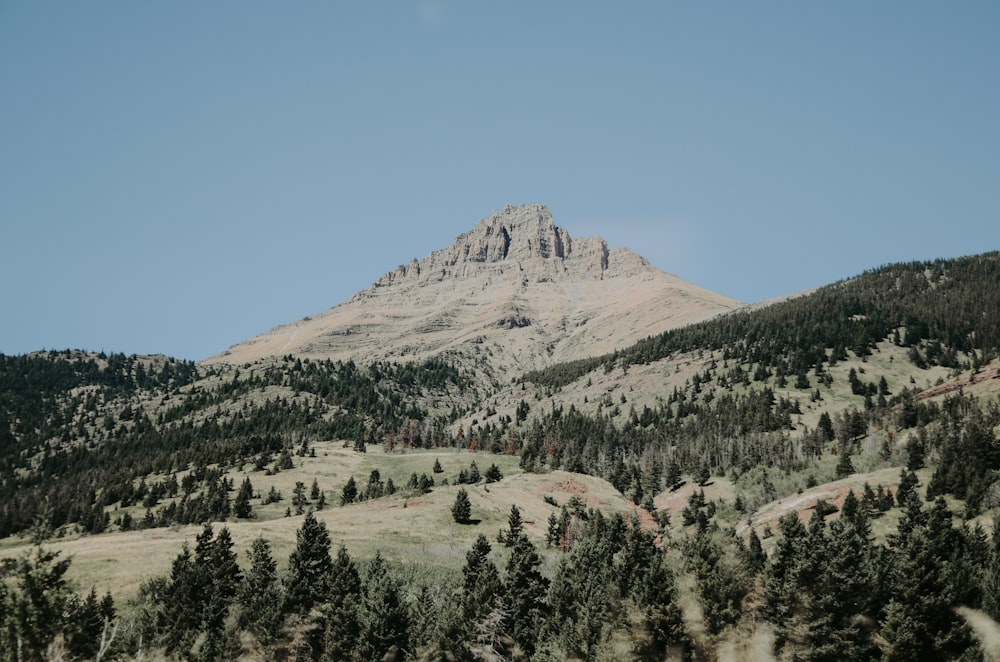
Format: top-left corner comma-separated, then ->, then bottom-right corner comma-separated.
0,444 -> 639,601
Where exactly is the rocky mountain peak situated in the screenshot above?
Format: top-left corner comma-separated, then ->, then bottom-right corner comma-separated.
205,204 -> 741,376
468,203 -> 571,262
362,204 -> 615,296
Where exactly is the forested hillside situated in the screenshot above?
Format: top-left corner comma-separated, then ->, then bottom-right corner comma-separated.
513,251 -> 1000,509
525,251 -> 1000,388
0,352 -> 468,538
2,252 -> 1000,660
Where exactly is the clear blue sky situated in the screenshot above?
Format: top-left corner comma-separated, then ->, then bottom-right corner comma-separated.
2,2 -> 998,361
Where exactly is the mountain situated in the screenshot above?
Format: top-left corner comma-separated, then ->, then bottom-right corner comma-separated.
205,204 -> 741,382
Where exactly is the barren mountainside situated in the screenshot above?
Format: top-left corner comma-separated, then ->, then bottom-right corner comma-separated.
205,204 -> 741,379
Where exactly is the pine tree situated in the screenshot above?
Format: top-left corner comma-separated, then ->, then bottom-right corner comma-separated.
65,587 -> 104,660
803,517 -> 879,660
462,534 -> 502,623
285,511 -> 333,613
498,504 -> 523,546
983,514 -> 1000,621
484,463 -> 503,483
452,488 -> 472,523
746,528 -> 766,574
665,459 -> 682,490
907,427 -> 927,470
882,526 -> 973,658
684,528 -> 750,635
234,476 -> 254,519
764,512 -> 808,648
836,444 -> 855,478
5,546 -> 74,659
504,534 -> 548,656
546,512 -> 560,547
697,463 -> 711,486
163,541 -> 202,654
547,535 -> 613,658
292,481 -> 307,515
202,526 -> 241,660
322,546 -> 362,661
357,552 -> 410,661
341,476 -> 357,505
239,537 -> 283,645
818,411 -> 835,442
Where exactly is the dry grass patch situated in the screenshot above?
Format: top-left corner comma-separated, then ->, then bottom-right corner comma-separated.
0,446 -> 635,602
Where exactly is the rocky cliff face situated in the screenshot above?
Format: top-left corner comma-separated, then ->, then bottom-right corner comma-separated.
360,203 -> 613,297
205,204 -> 742,382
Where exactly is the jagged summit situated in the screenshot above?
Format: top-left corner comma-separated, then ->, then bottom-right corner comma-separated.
205,205 -> 741,379
357,204 -> 643,300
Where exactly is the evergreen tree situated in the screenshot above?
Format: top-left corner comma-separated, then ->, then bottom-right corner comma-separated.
234,476 -> 254,519
432,458 -> 443,474
818,411 -> 835,442
322,546 -> 363,661
484,463 -> 503,483
341,476 -> 357,505
684,528 -> 750,635
803,517 -> 879,660
239,537 -> 283,645
201,526 -> 241,660
764,512 -> 808,647
983,514 -> 1000,621
697,462 -> 711,486
906,427 -> 927,471
546,512 -> 560,547
4,546 -> 74,660
882,528 -> 973,659
547,535 -> 613,658
357,552 -> 410,661
162,541 -> 202,654
498,504 -> 524,547
285,511 -> 333,613
292,481 -> 307,515
745,528 -> 766,575
452,488 -> 472,524
836,444 -> 855,478
504,534 -> 548,656
364,469 -> 385,500
462,534 -> 502,623
665,459 -> 682,490
64,587 -> 105,660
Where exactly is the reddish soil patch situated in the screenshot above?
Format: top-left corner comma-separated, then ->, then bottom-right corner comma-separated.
549,476 -> 588,495
625,498 -> 659,531
917,365 -> 1000,400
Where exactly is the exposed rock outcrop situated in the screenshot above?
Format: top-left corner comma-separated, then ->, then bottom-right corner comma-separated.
360,204 -> 615,297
